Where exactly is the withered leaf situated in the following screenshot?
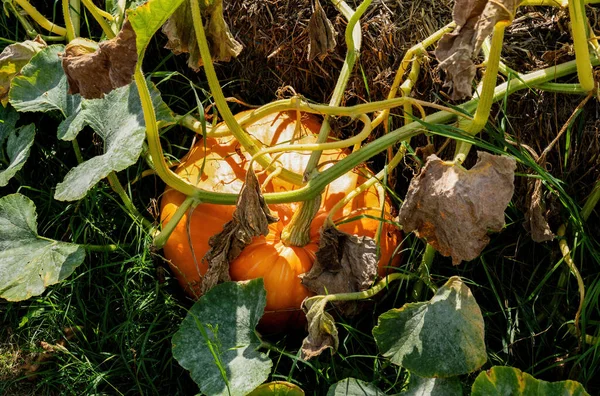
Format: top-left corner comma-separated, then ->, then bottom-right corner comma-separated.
307,0 -> 337,61
201,168 -> 278,294
61,20 -> 137,99
300,224 -> 378,316
301,296 -> 339,360
0,36 -> 46,106
398,152 -> 516,264
435,0 -> 520,100
162,0 -> 243,71
524,179 -> 554,242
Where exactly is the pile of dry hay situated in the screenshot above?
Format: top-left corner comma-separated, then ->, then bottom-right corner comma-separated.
220,0 -> 453,105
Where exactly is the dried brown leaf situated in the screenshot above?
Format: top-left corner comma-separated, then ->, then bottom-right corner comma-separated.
307,0 -> 337,61
300,224 -> 378,316
435,0 -> 520,100
398,152 -> 516,264
0,36 -> 46,106
201,168 -> 278,294
524,179 -> 554,242
301,297 -> 339,360
162,0 -> 243,71
61,20 -> 137,99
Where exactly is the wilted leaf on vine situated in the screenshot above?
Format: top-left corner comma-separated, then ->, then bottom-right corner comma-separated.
301,296 -> 339,360
162,0 -> 243,71
201,168 -> 279,294
0,194 -> 85,301
172,279 -> 272,396
307,0 -> 336,61
471,366 -> 590,395
524,179 -> 554,242
300,224 -> 378,316
327,378 -> 385,396
248,381 -> 305,396
0,36 -> 46,106
398,152 -> 516,265
435,0 -> 519,100
61,20 -> 137,99
373,277 -> 486,378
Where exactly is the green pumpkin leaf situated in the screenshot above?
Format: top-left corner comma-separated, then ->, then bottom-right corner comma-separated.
8,45 -> 82,139
471,366 -> 590,396
53,81 -> 174,201
0,193 -> 85,301
127,0 -> 185,60
404,374 -> 462,396
327,378 -> 385,396
172,279 -> 272,396
373,276 -> 486,378
0,124 -> 35,187
248,381 -> 305,395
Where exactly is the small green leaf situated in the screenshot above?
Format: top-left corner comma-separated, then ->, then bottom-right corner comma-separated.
248,381 -> 305,395
327,378 -> 385,396
53,81 -> 174,201
373,276 -> 486,378
471,366 -> 590,396
9,45 -> 82,137
172,279 -> 272,396
404,374 -> 462,396
0,124 -> 35,187
0,194 -> 85,301
127,0 -> 185,59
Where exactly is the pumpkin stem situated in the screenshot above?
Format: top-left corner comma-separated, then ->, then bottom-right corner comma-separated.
280,196 -> 322,247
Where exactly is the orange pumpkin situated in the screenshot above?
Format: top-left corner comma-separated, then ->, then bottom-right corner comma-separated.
160,111 -> 401,330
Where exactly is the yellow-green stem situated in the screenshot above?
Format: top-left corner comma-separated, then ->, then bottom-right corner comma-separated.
568,0 -> 595,91
70,0 -> 80,37
189,0 -> 303,186
321,272 -> 413,303
411,244 -> 437,301
454,21 -> 508,164
62,0 -> 75,41
81,0 -> 116,38
14,0 -> 67,36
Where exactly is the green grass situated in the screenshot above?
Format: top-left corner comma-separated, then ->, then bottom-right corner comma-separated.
1,1 -> 600,395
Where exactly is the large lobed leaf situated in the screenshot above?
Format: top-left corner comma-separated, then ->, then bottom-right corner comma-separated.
9,45 -> 82,140
373,276 -> 486,378
327,378 -> 385,396
172,279 -> 272,396
0,194 -> 85,301
471,366 -> 589,395
53,81 -> 174,201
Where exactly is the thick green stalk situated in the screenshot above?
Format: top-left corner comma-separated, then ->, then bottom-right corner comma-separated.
454,22 -> 508,164
568,0 -> 595,91
70,0 -> 80,37
153,196 -> 196,248
62,0 -> 75,41
304,0 -> 371,178
14,0 -> 67,36
411,244 -> 437,301
189,0 -> 303,186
